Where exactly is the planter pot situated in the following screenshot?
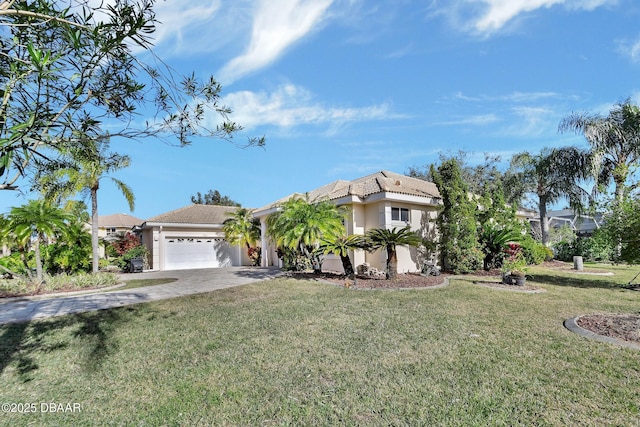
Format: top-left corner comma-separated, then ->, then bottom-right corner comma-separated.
502,274 -> 514,285
513,275 -> 526,286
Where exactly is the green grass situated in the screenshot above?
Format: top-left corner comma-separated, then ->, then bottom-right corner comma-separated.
0,264 -> 639,426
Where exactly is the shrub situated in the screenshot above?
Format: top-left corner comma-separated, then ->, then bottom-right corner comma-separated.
0,252 -> 32,276
115,245 -> 150,271
520,235 -> 548,265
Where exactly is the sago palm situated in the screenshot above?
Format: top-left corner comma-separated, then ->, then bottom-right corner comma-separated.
317,234 -> 366,277
365,226 -> 421,279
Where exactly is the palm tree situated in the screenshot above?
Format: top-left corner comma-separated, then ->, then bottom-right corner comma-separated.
266,196 -> 346,273
223,207 -> 261,265
365,226 -> 422,279
509,147 -> 590,245
559,99 -> 640,202
317,234 -> 366,277
37,138 -> 134,273
7,200 -> 69,282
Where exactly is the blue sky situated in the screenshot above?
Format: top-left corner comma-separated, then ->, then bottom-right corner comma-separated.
3,0 -> 640,219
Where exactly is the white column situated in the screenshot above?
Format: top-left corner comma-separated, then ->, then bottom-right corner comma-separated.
260,220 -> 269,267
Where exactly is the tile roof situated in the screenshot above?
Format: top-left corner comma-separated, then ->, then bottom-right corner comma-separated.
256,171 -> 440,212
98,213 -> 144,228
145,204 -> 239,225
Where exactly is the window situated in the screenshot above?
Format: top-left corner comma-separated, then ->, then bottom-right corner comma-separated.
106,227 -> 117,235
391,207 -> 409,222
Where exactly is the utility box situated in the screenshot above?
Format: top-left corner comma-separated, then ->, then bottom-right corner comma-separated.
129,257 -> 144,273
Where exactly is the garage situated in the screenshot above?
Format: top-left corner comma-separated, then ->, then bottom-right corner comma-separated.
164,237 -> 233,270
141,205 -> 244,271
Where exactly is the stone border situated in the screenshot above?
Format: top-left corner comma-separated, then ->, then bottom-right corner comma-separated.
564,316 -> 640,351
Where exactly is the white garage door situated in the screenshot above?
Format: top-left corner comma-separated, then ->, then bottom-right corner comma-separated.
164,237 -> 232,270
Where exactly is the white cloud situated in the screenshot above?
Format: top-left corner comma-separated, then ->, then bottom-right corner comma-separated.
508,106 -> 555,135
218,84 -> 393,130
217,0 -> 334,84
434,114 -> 500,126
447,0 -> 615,36
617,37 -> 640,64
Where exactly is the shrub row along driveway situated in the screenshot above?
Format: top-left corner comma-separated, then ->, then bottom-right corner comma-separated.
0,267 -> 283,324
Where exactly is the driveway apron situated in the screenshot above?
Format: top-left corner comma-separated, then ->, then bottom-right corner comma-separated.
0,267 -> 282,325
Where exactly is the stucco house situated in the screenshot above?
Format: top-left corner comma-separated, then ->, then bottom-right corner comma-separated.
97,213 -> 144,258
98,213 -> 144,239
253,170 -> 442,274
140,204 -> 250,271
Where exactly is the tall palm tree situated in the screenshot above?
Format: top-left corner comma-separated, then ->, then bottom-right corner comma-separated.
509,147 -> 590,245
223,207 -> 261,265
37,137 -> 134,273
317,234 -> 366,277
559,99 -> 640,202
365,226 -> 421,279
7,200 -> 69,282
266,196 -> 346,273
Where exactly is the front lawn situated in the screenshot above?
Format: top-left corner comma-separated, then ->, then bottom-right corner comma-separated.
0,264 -> 638,426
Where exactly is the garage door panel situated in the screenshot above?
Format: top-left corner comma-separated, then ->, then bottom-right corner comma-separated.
164,237 -> 228,270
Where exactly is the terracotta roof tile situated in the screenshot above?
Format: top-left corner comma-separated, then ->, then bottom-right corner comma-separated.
255,171 -> 440,212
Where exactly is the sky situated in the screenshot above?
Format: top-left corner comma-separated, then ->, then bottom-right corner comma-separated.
3,0 -> 640,219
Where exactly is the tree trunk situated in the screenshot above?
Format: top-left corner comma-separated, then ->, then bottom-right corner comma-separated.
386,247 -> 397,279
539,197 -> 549,246
91,186 -> 100,273
614,176 -> 625,258
34,235 -> 43,282
340,254 -> 354,278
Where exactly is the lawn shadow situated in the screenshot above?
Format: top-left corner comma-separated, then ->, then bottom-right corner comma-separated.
0,305 -> 148,381
232,267 -> 284,280
527,272 -> 623,290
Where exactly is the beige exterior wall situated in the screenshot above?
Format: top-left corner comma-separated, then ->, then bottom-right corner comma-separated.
322,200 -> 439,274
255,191 -> 440,274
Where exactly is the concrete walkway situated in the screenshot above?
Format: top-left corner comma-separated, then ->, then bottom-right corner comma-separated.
0,267 -> 282,325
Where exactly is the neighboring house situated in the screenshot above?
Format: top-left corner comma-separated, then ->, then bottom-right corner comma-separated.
98,213 -> 144,239
97,213 -> 144,258
140,204 -> 250,271
253,170 -> 442,274
546,209 -> 604,236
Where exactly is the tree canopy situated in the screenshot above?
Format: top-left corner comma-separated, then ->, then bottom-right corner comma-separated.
0,0 -> 263,191
191,189 -> 240,206
559,98 -> 640,202
508,147 -> 590,245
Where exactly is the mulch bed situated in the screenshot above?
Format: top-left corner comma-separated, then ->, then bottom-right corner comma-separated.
577,313 -> 640,345
287,269 -> 543,291
286,271 -> 448,289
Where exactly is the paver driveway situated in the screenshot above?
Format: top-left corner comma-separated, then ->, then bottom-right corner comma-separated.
0,267 -> 282,325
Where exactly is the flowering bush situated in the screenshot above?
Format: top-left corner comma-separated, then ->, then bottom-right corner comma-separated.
110,232 -> 141,256
502,243 -> 528,277
247,246 -> 261,266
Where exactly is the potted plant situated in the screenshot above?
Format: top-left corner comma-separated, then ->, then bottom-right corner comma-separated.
501,249 -> 528,286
